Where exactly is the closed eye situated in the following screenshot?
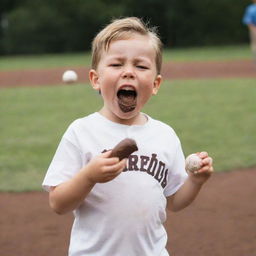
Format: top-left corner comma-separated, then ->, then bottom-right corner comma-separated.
110,63 -> 122,67
136,65 -> 149,69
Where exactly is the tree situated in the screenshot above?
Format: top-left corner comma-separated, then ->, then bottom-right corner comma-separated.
0,0 -> 250,54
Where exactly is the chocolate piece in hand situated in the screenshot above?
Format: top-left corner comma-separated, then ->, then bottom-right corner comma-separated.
109,138 -> 138,160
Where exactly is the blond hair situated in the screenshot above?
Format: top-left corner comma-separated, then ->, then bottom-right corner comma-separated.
91,17 -> 163,74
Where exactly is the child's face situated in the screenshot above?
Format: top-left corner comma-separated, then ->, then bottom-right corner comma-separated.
89,34 -> 162,124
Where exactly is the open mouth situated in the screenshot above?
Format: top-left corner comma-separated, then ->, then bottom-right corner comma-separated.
117,88 -> 137,113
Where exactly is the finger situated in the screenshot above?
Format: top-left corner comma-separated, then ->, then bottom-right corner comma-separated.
197,165 -> 214,174
199,151 -> 208,159
113,158 -> 127,173
102,150 -> 125,163
101,164 -> 125,181
209,166 -> 214,173
103,158 -> 127,174
99,154 -> 120,165
106,157 -> 120,165
101,150 -> 113,158
117,158 -> 127,172
202,157 -> 213,166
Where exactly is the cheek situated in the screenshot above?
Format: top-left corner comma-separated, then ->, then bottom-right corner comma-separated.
141,78 -> 156,93
139,88 -> 154,103
139,83 -> 157,103
141,73 -> 156,84
99,72 -> 117,86
100,84 -> 116,100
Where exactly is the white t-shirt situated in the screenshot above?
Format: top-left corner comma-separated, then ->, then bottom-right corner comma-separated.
42,112 -> 188,256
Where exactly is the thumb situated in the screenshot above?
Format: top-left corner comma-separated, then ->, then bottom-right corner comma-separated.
101,150 -> 113,158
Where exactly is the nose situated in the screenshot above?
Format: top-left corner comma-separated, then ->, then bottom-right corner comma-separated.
122,65 -> 135,79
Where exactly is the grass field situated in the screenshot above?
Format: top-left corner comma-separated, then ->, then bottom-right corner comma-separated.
0,78 -> 255,191
0,44 -> 252,71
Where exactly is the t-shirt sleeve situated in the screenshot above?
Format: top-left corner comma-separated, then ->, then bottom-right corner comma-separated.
163,140 -> 188,197
42,133 -> 83,192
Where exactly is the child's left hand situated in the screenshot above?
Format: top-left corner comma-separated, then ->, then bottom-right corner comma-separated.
188,151 -> 214,185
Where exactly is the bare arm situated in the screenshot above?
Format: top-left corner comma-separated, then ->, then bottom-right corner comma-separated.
248,24 -> 256,29
167,152 -> 213,212
49,150 -> 127,214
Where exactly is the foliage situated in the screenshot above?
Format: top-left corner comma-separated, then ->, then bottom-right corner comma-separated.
1,0 -> 125,54
0,0 -> 251,54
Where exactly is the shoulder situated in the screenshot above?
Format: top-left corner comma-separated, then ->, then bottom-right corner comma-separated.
63,113 -> 99,140
148,115 -> 177,135
146,115 -> 181,146
68,112 -> 99,130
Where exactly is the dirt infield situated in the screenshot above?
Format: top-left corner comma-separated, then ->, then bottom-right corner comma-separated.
0,60 -> 255,255
1,168 -> 255,256
0,59 -> 256,87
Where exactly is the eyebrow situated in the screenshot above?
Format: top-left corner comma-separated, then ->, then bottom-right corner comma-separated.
107,56 -> 151,64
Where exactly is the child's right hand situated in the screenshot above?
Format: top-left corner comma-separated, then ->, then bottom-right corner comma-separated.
83,150 -> 127,184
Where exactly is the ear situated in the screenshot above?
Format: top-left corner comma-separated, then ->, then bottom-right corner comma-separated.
89,69 -> 100,91
152,75 -> 162,95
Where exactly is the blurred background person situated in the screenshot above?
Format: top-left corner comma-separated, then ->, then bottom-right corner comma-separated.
243,0 -> 256,62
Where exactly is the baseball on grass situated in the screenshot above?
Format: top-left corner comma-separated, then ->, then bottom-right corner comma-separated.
62,70 -> 78,83
185,153 -> 202,173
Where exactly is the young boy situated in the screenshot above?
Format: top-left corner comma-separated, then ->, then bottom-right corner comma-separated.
42,17 -> 213,256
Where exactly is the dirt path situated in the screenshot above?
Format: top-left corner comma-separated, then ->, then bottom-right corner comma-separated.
0,168 -> 255,256
0,60 -> 255,88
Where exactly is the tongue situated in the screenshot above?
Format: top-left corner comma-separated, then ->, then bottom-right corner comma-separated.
118,94 -> 136,113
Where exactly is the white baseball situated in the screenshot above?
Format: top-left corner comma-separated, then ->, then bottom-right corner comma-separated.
185,154 -> 202,173
62,70 -> 78,83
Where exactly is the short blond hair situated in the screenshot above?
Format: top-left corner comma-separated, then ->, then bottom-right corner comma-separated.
91,17 -> 163,74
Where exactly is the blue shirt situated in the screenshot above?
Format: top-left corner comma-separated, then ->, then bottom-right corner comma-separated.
243,4 -> 256,25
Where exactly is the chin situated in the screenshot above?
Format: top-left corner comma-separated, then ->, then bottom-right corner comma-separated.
115,108 -> 139,121
117,110 -> 136,119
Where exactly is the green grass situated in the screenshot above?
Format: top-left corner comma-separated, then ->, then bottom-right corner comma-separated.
0,84 -> 102,191
0,52 -> 92,71
145,79 -> 256,171
0,45 -> 251,71
163,44 -> 252,62
0,78 -> 255,191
